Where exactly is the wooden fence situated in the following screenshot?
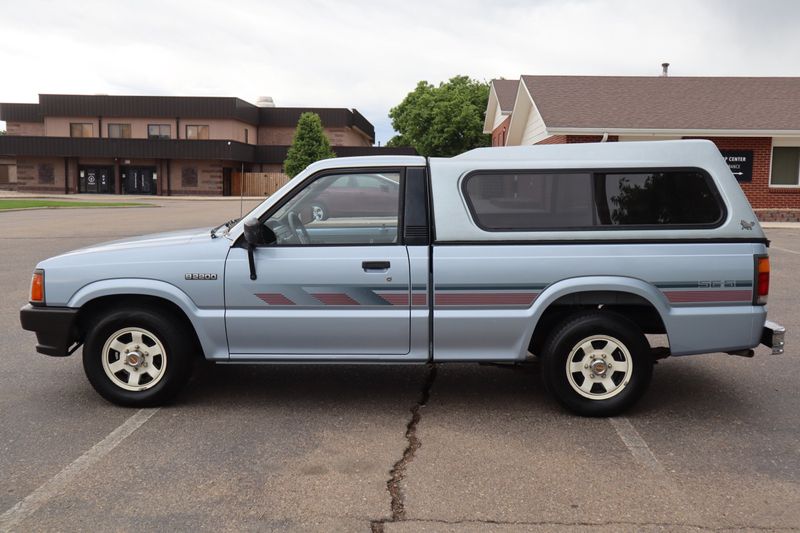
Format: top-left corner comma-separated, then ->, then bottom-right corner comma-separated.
231,172 -> 291,196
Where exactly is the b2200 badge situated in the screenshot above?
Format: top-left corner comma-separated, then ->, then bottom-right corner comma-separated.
185,273 -> 218,280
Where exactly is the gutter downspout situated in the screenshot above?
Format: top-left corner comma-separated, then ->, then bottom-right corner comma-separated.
600,132 -> 609,143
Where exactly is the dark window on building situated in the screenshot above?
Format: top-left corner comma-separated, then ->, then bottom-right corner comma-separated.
181,167 -> 198,187
771,147 -> 800,186
463,170 -> 722,231
186,125 -> 209,140
107,123 -> 131,139
38,163 -> 55,184
148,124 -> 171,139
0,164 -> 10,184
599,171 -> 722,225
70,123 -> 93,138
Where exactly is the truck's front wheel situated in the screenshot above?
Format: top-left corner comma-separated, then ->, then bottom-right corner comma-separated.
542,311 -> 653,417
82,307 -> 193,406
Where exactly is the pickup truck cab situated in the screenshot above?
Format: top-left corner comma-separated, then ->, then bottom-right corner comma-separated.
20,140 -> 786,416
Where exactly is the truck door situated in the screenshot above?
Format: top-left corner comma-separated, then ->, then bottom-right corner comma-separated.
224,169 -> 414,358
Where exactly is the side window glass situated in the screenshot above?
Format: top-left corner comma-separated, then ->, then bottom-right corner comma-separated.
463,172 -> 594,230
600,171 -> 722,225
463,170 -> 723,231
265,172 -> 401,245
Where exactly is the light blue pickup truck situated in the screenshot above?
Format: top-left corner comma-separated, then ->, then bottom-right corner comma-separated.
20,140 -> 785,416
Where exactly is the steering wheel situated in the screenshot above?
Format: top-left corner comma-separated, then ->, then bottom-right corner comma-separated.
287,211 -> 311,244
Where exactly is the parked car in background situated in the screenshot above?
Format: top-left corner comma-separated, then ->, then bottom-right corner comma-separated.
304,173 -> 399,221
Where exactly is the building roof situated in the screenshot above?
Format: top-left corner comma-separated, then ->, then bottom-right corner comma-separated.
520,75 -> 800,131
492,79 -> 520,113
0,94 -> 375,141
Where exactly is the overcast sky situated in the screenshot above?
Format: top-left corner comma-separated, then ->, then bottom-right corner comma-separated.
2,0 -> 799,143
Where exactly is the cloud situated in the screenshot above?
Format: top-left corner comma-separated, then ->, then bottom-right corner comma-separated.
1,0 -> 799,143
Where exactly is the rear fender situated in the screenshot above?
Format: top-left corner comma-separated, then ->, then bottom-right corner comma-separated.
524,276 -> 670,358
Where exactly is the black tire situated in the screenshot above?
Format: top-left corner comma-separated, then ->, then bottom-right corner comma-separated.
541,311 -> 653,417
82,306 -> 194,407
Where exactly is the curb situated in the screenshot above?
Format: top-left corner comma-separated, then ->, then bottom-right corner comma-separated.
0,205 -> 158,213
0,194 -> 266,202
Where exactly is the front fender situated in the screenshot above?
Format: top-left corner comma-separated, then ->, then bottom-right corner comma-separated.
67,279 -> 228,360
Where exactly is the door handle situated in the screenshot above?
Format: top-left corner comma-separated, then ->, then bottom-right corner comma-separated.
362,261 -> 390,271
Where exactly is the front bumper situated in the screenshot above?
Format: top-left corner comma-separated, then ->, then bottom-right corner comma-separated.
761,320 -> 786,355
19,304 -> 80,357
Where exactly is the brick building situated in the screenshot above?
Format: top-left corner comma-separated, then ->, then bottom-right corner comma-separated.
0,94 -> 413,195
484,75 -> 800,219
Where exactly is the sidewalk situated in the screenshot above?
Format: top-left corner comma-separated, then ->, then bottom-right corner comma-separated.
0,191 -> 266,201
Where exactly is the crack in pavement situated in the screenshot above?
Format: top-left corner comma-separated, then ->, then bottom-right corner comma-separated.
374,517 -> 798,531
371,363 -> 437,533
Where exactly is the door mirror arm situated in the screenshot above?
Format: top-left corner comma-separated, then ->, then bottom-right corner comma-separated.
242,219 -> 277,281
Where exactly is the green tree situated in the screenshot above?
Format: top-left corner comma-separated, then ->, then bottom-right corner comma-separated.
283,112 -> 336,178
0,130 -> 5,136
387,76 -> 491,157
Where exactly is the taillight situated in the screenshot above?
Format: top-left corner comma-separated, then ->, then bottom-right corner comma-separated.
30,269 -> 44,304
755,255 -> 769,305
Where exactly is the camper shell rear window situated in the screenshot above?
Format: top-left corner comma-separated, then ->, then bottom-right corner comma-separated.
462,168 -> 725,231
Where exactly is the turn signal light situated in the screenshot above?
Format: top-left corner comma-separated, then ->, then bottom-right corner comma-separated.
30,269 -> 44,304
755,256 -> 769,305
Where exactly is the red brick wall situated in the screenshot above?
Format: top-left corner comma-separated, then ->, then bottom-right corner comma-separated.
536,135 -> 619,144
536,135 -> 567,145
683,137 -> 799,210
491,116 -> 511,146
566,135 -> 619,143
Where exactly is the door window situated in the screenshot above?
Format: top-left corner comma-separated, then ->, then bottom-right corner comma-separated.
264,172 -> 401,245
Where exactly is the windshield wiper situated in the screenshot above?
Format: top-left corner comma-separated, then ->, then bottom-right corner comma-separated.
210,218 -> 240,238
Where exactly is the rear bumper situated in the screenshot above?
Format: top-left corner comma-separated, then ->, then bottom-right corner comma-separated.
19,304 -> 79,357
761,320 -> 786,355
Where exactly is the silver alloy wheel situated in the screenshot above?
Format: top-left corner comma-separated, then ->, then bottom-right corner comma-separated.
101,327 -> 167,392
311,205 -> 325,221
565,335 -> 632,400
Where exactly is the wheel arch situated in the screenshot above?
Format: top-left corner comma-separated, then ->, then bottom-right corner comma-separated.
68,279 -> 224,360
527,276 -> 671,357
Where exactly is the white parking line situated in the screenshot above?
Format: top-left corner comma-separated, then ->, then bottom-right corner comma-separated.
0,408 -> 159,532
771,245 -> 800,255
608,417 -> 666,475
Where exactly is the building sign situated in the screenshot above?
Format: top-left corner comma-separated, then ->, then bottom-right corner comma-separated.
720,150 -> 753,182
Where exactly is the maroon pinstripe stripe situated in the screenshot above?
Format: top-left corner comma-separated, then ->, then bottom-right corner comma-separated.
435,292 -> 539,306
376,293 -> 410,306
411,294 -> 428,306
312,293 -> 360,306
665,290 -> 752,303
256,293 -> 295,306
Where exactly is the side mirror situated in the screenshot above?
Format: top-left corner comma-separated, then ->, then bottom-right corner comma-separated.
243,218 -> 276,246
242,219 -> 275,281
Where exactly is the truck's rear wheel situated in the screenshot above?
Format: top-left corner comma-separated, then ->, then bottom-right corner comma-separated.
542,311 -> 652,417
82,307 -> 193,406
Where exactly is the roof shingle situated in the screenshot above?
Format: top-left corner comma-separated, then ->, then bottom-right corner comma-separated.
492,79 -> 520,113
521,75 -> 800,131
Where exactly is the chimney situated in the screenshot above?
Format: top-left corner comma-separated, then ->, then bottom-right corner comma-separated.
661,62 -> 670,77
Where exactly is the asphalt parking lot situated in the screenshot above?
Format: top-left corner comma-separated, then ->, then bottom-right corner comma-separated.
1,199 -> 799,532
